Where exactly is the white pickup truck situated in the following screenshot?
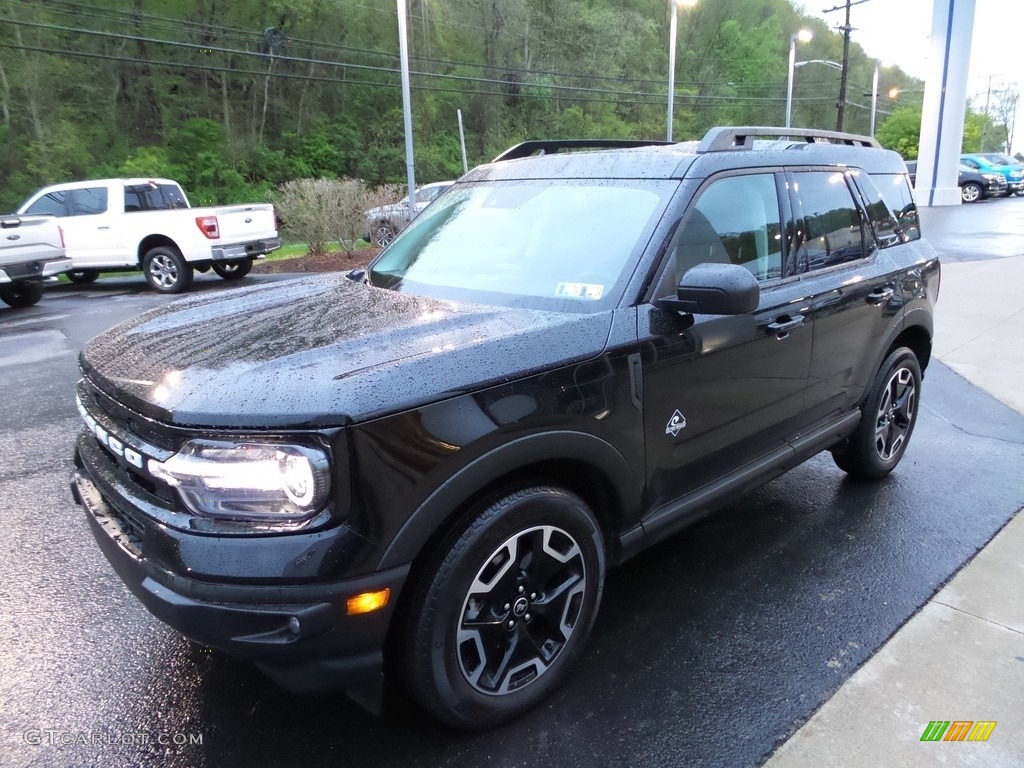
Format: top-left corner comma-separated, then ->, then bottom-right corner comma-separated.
0,214 -> 70,308
17,178 -> 280,293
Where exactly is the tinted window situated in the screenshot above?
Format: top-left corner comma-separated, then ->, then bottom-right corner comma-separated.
792,172 -> 867,271
69,187 -> 108,216
673,174 -> 784,282
24,191 -> 68,217
850,170 -> 907,248
872,173 -> 920,243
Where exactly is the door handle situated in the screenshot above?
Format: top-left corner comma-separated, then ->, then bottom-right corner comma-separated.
866,287 -> 894,304
766,315 -> 805,339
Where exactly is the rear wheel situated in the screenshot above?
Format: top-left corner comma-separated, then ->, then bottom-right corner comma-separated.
212,259 -> 253,280
143,246 -> 193,294
0,280 -> 44,308
960,182 -> 982,203
370,221 -> 397,248
833,346 -> 921,479
67,269 -> 99,284
404,486 -> 605,729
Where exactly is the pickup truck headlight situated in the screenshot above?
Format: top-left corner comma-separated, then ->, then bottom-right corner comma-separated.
149,439 -> 330,521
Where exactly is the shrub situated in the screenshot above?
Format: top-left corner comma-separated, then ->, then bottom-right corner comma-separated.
273,178 -> 403,257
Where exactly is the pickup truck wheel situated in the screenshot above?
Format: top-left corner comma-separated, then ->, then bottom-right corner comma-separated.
67,269 -> 99,284
370,221 -> 397,248
404,486 -> 605,729
143,247 -> 193,294
833,346 -> 921,479
212,259 -> 253,280
0,280 -> 44,308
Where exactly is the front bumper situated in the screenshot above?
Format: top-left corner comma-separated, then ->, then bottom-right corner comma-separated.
71,453 -> 409,695
211,237 -> 282,261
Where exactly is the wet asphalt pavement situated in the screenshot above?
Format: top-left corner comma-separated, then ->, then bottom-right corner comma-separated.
2,200 -> 1023,768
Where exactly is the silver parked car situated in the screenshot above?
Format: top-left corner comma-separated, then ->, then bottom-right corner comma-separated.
364,181 -> 455,247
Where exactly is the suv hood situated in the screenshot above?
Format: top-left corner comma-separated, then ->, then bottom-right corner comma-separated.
80,275 -> 613,428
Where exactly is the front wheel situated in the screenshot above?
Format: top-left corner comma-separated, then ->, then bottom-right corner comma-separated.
143,246 -> 193,294
212,259 -> 253,280
403,486 -> 605,729
833,346 -> 922,479
960,182 -> 982,203
0,280 -> 44,308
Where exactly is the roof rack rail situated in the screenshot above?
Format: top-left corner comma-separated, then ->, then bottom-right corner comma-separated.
697,126 -> 881,153
493,138 -> 674,163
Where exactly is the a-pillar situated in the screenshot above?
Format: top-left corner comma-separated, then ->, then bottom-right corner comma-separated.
915,0 -> 976,206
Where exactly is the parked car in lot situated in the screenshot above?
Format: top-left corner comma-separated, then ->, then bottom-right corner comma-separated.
72,127 -> 937,729
18,179 -> 281,293
960,154 -> 1023,196
0,214 -> 70,308
363,180 -> 455,247
905,160 -> 1007,202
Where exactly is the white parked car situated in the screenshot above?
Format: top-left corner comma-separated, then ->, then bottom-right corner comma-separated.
363,181 -> 455,247
18,178 -> 281,293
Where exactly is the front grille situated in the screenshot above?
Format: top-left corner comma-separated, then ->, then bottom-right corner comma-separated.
84,379 -> 182,452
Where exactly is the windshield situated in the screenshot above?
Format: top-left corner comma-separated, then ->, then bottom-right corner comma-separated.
368,179 -> 674,312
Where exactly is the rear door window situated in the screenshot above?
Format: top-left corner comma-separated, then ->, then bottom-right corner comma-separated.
69,187 -> 108,216
791,171 -> 869,272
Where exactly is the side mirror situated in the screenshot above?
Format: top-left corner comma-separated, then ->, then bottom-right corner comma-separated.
656,262 -> 760,315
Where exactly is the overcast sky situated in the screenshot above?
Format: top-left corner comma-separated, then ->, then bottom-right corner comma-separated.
798,0 -> 1022,154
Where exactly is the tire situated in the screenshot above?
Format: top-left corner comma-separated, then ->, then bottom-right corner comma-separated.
0,280 -> 44,308
832,346 -> 922,479
142,246 -> 193,294
370,221 -> 397,248
212,259 -> 253,280
404,486 -> 605,729
960,182 -> 982,203
67,269 -> 99,285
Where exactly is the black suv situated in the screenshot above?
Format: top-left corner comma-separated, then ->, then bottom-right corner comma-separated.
71,127 -> 938,730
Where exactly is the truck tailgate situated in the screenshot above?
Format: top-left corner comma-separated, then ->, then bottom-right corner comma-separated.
0,215 -> 65,269
211,204 -> 278,242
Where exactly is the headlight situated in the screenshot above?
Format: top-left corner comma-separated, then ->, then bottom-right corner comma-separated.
149,439 -> 331,522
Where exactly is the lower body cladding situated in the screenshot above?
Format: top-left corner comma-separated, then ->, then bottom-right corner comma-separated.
70,442 -> 409,711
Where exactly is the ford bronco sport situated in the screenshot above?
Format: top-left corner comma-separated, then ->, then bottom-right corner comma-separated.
71,127 -> 938,729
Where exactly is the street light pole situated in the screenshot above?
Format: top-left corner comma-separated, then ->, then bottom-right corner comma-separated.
667,1 -> 678,141
785,30 -> 812,129
667,0 -> 697,142
397,0 -> 417,216
869,61 -> 879,136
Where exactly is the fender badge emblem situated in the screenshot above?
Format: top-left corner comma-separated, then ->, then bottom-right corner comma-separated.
665,410 -> 687,437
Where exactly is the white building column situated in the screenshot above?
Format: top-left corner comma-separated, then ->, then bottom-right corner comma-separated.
915,0 -> 976,206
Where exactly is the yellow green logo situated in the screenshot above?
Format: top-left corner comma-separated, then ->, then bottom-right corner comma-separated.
920,721 -> 996,742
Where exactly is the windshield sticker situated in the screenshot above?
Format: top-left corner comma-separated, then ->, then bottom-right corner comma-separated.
555,282 -> 604,300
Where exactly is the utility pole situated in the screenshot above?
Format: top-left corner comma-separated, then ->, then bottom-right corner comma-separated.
823,0 -> 870,132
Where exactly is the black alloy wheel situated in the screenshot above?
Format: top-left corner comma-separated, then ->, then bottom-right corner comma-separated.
403,486 -> 605,729
833,346 -> 921,479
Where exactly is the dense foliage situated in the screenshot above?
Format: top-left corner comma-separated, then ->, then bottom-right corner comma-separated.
0,0 -> 1010,214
